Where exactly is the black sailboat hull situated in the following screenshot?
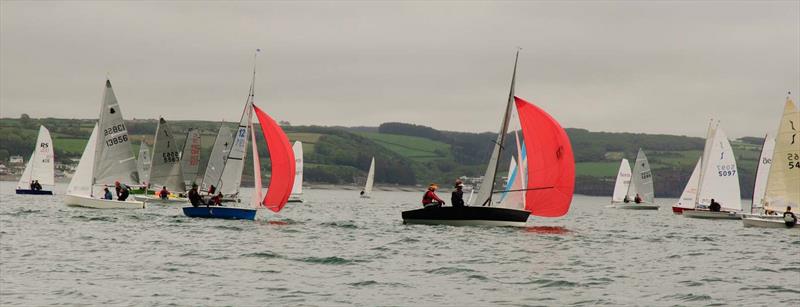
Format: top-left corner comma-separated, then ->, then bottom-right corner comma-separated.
401,206 -> 530,227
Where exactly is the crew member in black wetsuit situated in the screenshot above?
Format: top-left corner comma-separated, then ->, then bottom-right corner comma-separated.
634,193 -> 642,204
451,181 -> 465,208
783,206 -> 797,228
709,199 -> 721,212
623,195 -> 631,203
188,184 -> 203,207
118,184 -> 130,201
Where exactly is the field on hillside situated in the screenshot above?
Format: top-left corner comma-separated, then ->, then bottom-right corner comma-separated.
355,132 -> 451,161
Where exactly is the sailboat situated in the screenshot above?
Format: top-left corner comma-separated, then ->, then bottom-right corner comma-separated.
682,120 -> 742,219
672,158 -> 701,214
402,51 -> 575,226
15,125 -> 55,195
136,141 -> 152,186
287,141 -> 304,203
200,124 -> 233,195
134,117 -> 187,204
612,149 -> 658,209
360,157 -> 375,198
609,158 -> 631,205
183,53 -> 295,220
180,128 -> 202,188
746,133 -> 775,214
64,80 -> 144,209
743,95 -> 800,228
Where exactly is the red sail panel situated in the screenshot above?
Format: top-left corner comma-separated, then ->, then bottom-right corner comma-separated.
514,96 -> 574,217
253,104 -> 296,212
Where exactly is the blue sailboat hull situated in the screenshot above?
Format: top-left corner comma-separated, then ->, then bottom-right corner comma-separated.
15,189 -> 54,195
182,206 -> 256,220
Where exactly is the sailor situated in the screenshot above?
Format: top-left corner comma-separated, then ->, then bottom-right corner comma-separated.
35,180 -> 42,190
422,184 -> 445,208
783,206 -> 797,228
118,184 -> 130,201
208,192 -> 223,206
188,184 -> 203,207
360,190 -> 365,196
623,195 -> 630,203
30,180 -> 35,190
158,186 -> 169,200
208,184 -> 216,196
709,199 -> 721,212
451,181 -> 465,208
103,187 -> 113,200
634,193 -> 642,204
114,181 -> 122,198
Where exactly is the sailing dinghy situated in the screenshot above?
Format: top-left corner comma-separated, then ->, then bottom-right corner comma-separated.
134,117 -> 188,204
64,80 -> 144,209
608,158 -> 631,206
288,141 -> 304,203
743,96 -> 800,228
672,158 -> 701,214
360,157 -> 375,198
612,149 -> 658,210
682,120 -> 742,219
15,126 -> 55,195
402,51 -> 575,226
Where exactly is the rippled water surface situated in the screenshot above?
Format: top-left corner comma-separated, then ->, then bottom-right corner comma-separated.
1,181 -> 799,306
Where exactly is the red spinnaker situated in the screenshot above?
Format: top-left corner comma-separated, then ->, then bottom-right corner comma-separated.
253,104 -> 295,212
515,96 -> 574,217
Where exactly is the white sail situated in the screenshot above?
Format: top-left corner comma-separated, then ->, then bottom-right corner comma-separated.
676,158 -> 702,209
16,125 -> 55,190
290,141 -> 304,196
218,102 -> 252,197
201,125 -> 232,192
136,142 -> 151,185
93,80 -> 138,185
696,127 -> 741,211
626,149 -> 655,203
67,124 -> 99,197
498,157 -> 525,209
611,158 -> 632,203
364,157 -> 375,195
752,133 -> 775,210
696,119 -> 719,204
148,118 -> 186,193
180,128 -> 202,186
763,98 -> 800,212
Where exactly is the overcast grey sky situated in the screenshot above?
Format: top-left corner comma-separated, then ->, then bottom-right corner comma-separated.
1,1 -> 798,138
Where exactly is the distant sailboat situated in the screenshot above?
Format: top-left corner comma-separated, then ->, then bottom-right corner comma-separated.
360,157 -> 375,198
15,125 -> 55,195
609,158 -> 631,205
743,95 -> 800,228
683,120 -> 742,219
136,141 -> 151,186
184,52 -> 295,220
672,158 -> 701,214
180,128 -> 202,188
64,80 -> 144,209
134,117 -> 187,204
402,50 -> 575,226
612,149 -> 658,210
288,141 -> 304,203
750,133 -> 775,213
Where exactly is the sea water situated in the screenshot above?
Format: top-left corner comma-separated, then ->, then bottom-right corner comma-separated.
1,181 -> 798,306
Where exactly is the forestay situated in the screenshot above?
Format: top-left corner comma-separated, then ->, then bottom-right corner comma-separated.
148,118 -> 186,193
93,80 -> 139,185
611,158 -> 631,203
17,126 -> 55,190
626,149 -> 654,204
67,124 -> 99,197
763,98 -> 800,212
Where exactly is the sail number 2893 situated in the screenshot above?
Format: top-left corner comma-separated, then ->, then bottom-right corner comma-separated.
788,153 -> 800,169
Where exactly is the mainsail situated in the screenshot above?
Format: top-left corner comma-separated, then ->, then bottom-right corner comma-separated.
696,126 -> 741,211
218,103 -> 252,197
291,141 -> 304,196
763,97 -> 800,212
253,104 -> 295,212
148,118 -> 186,193
751,133 -> 775,211
200,125 -> 232,192
93,80 -> 139,185
137,142 -> 151,185
626,149 -> 654,204
180,128 -> 202,186
67,124 -> 99,197
17,125 -> 55,190
515,96 -> 574,217
364,157 -> 375,196
611,158 -> 631,203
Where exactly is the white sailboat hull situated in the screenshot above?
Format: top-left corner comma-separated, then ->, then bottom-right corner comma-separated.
682,209 -> 741,220
610,202 -> 659,210
64,194 -> 145,209
287,194 -> 303,203
742,216 -> 799,229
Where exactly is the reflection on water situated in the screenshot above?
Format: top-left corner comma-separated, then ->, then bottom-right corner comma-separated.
523,225 -> 571,235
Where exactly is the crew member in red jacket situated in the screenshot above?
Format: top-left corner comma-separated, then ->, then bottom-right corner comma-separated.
422,184 -> 445,208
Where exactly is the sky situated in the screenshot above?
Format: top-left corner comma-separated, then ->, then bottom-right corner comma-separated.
1,1 -> 798,138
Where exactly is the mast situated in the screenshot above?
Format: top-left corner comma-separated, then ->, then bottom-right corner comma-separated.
481,48 -> 520,206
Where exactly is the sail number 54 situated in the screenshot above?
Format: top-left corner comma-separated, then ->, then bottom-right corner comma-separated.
788,153 -> 800,169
